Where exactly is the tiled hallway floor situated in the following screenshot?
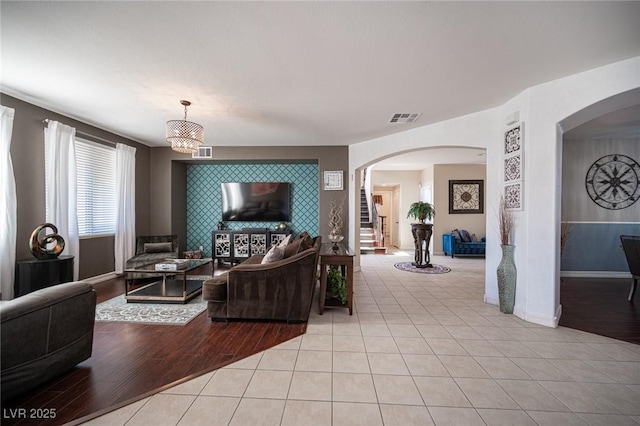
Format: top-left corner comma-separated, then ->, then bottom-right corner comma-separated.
84,253 -> 640,426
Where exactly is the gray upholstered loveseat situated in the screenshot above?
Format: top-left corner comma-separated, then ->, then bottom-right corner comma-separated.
0,281 -> 96,402
203,234 -> 321,323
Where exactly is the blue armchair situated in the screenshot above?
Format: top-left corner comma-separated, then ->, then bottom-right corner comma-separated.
443,230 -> 486,258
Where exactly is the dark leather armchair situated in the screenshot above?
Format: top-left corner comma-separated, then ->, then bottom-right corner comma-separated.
1,281 -> 96,402
203,236 -> 321,323
620,235 -> 640,301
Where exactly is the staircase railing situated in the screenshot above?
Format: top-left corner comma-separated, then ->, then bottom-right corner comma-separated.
378,215 -> 386,248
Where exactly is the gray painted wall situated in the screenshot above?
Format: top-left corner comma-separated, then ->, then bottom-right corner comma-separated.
149,146 -> 349,248
2,94 -> 151,279
562,138 -> 640,272
562,139 -> 640,222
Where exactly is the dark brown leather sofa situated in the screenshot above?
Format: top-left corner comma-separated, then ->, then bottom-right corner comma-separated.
0,281 -> 96,402
203,235 -> 321,323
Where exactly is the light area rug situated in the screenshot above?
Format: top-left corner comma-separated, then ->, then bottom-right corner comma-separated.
394,262 -> 451,274
95,276 -> 211,326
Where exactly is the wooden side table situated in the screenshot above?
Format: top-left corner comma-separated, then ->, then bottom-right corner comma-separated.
319,243 -> 354,315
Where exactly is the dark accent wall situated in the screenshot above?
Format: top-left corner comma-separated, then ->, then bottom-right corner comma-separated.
149,146 -> 349,252
2,94 -> 151,279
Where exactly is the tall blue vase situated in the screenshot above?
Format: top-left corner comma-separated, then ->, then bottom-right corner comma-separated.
497,244 -> 516,314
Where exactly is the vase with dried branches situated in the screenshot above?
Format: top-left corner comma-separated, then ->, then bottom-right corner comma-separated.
497,195 -> 516,314
560,222 -> 572,256
328,197 -> 344,249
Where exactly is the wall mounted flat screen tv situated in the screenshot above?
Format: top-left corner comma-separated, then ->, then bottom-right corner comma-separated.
221,182 -> 291,222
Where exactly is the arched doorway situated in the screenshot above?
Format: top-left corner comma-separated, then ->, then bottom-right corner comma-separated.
557,89 -> 640,342
353,146 -> 487,266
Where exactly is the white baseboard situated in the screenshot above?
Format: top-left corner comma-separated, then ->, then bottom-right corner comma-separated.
561,271 -> 631,279
484,294 -> 498,305
485,294 -> 559,328
513,305 -> 561,328
83,272 -> 118,285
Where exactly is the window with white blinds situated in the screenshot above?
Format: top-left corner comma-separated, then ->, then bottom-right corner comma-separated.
75,138 -> 116,236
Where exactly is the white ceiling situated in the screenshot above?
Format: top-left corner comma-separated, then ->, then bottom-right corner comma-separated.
2,1 -> 639,153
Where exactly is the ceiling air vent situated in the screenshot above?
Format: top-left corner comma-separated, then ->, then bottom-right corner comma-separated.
192,146 -> 213,159
389,113 -> 421,124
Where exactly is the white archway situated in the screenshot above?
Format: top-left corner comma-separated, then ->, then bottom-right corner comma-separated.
349,57 -> 640,327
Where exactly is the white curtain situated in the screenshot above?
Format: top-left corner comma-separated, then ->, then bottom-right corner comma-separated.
114,143 -> 136,274
44,121 -> 79,280
0,106 -> 16,300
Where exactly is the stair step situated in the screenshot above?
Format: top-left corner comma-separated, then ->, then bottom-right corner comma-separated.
360,246 -> 388,255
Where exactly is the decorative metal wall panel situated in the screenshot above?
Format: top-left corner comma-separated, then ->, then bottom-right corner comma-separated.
504,155 -> 522,182
503,122 -> 525,210
504,123 -> 522,154
504,182 -> 522,210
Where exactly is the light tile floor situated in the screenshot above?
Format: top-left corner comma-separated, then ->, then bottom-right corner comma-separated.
84,253 -> 640,426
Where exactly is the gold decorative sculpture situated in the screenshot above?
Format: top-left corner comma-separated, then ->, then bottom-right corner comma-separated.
29,223 -> 65,259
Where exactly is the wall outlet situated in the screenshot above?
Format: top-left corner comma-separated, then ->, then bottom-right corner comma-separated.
199,246 -> 203,251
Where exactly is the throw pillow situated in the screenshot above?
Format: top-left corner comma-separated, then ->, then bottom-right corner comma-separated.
300,233 -> 314,251
261,245 -> 285,264
297,231 -> 312,241
470,234 -> 478,242
144,242 -> 173,253
284,238 -> 304,258
276,234 -> 292,251
459,229 -> 472,242
451,229 -> 462,240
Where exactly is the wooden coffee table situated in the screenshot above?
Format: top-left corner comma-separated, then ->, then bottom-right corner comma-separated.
124,258 -> 212,304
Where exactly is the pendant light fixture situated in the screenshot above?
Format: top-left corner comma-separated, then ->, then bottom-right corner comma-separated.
166,100 -> 204,153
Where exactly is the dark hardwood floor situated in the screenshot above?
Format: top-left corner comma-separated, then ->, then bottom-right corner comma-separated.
560,277 -> 640,345
2,265 -> 306,426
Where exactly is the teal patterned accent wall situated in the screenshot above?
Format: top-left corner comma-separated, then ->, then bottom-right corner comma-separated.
187,163 -> 319,256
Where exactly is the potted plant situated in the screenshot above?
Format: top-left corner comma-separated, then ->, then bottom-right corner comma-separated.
326,266 -> 347,305
407,201 -> 435,268
407,201 -> 435,223
497,195 -> 516,314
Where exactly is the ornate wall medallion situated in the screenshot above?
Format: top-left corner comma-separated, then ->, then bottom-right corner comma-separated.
449,180 -> 484,214
585,154 -> 640,210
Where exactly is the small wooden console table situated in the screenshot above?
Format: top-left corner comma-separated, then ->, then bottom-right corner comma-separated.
318,243 -> 354,315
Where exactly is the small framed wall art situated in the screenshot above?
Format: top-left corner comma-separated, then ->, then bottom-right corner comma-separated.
449,180 -> 484,214
323,171 -> 343,191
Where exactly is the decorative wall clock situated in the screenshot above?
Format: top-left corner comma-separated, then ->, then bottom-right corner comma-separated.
585,154 -> 640,210
323,171 -> 343,191
449,180 -> 484,214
